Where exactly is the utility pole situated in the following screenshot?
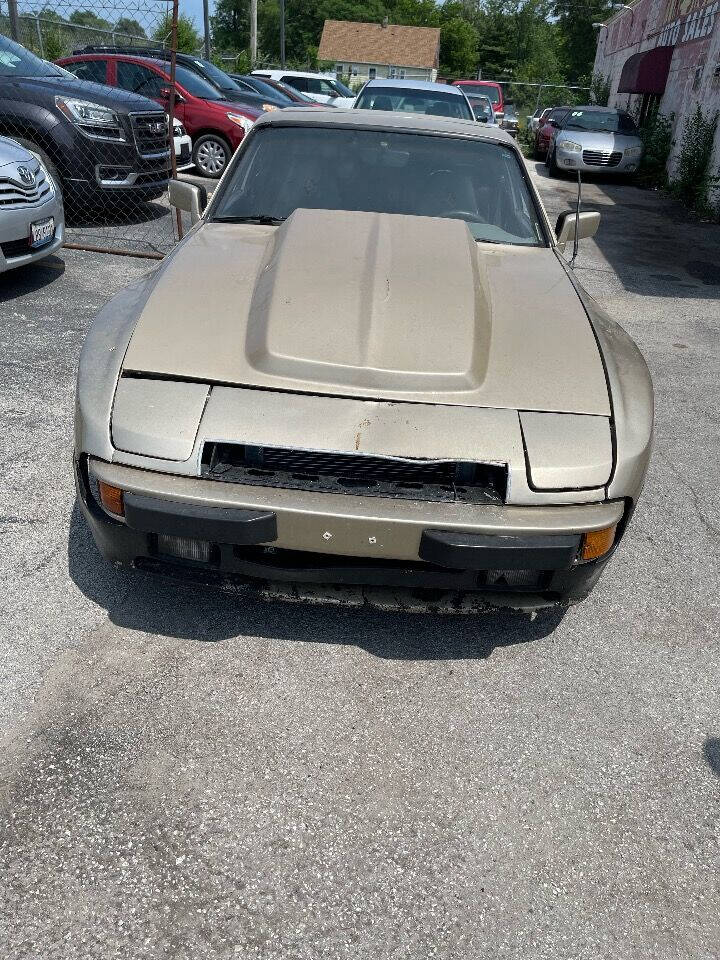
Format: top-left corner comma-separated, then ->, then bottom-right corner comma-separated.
7,0 -> 21,42
203,0 -> 211,59
250,0 -> 257,66
279,0 -> 286,68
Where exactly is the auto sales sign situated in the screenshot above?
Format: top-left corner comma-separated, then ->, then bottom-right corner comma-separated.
656,0 -> 718,46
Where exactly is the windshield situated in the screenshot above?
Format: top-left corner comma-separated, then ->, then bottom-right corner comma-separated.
469,98 -> 492,120
460,83 -> 501,105
330,78 -> 354,97
0,34 -> 66,77
242,76 -> 294,103
355,87 -> 473,121
212,126 -> 545,247
276,81 -> 316,103
192,58 -> 241,92
563,109 -> 638,134
174,64 -> 225,100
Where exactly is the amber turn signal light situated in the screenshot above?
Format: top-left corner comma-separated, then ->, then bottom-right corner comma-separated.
581,523 -> 617,561
98,481 -> 125,517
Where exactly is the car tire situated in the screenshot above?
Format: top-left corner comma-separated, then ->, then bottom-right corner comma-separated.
192,134 -> 231,179
13,137 -> 62,198
533,139 -> 543,160
547,147 -> 560,178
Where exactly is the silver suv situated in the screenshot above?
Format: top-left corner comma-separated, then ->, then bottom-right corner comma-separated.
0,136 -> 64,273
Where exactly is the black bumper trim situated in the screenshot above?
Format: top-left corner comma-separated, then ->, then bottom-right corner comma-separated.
419,529 -> 581,570
123,493 -> 277,545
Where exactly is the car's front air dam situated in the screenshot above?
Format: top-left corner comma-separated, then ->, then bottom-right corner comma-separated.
77,456 -> 625,606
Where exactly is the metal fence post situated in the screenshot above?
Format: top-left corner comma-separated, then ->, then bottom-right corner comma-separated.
34,15 -> 44,57
7,0 -> 21,40
168,0 -> 183,241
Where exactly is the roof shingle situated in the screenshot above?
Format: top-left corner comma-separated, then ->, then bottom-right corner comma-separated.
318,20 -> 440,71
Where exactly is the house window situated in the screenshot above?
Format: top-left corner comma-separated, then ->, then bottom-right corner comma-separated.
369,67 -> 376,79
335,63 -> 343,75
388,67 -> 406,80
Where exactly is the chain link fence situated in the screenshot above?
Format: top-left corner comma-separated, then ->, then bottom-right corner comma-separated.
0,0 -> 182,257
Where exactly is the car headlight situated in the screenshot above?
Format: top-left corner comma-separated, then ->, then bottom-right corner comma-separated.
262,103 -> 278,112
557,139 -> 582,153
226,112 -> 255,133
55,96 -> 125,140
625,145 -> 642,158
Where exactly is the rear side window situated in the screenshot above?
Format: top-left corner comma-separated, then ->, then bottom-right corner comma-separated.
116,61 -> 164,98
283,75 -> 307,92
66,60 -> 108,84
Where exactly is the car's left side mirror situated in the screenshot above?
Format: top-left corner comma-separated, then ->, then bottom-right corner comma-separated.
555,210 -> 600,252
169,180 -> 207,226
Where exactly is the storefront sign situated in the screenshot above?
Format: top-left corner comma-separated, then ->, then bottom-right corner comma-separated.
656,0 -> 718,46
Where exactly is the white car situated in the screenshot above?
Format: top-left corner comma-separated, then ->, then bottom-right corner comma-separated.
173,119 -> 193,172
252,70 -> 356,108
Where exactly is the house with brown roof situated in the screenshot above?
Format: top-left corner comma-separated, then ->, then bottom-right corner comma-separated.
317,20 -> 441,85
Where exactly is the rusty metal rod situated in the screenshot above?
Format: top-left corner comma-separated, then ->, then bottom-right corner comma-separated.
62,243 -> 164,260
168,0 -> 183,241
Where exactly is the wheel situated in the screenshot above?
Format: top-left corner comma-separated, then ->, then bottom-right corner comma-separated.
192,134 -> 231,178
12,137 -> 62,197
533,138 -> 544,160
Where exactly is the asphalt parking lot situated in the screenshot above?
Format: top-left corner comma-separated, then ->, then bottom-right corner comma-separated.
1,165 -> 719,959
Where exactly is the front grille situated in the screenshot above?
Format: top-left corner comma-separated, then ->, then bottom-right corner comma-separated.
202,442 -> 507,504
582,150 -> 622,167
131,112 -> 171,158
0,168 -> 52,208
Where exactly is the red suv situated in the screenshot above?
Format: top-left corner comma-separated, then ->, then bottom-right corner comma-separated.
452,81 -> 504,120
58,53 -> 261,178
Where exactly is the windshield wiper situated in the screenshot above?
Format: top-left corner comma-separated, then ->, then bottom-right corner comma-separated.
214,215 -> 286,225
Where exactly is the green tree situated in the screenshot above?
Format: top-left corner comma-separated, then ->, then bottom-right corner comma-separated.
153,13 -> 202,53
114,18 -> 147,40
552,0 -> 614,82
439,17 -> 478,77
69,10 -> 112,31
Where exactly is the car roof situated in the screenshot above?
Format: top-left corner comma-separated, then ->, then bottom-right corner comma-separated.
254,69 -> 336,79
254,106 -> 515,143
362,78 -> 467,95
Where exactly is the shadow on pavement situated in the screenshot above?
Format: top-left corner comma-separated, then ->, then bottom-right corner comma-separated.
0,255 -> 65,302
703,737 -> 720,778
67,502 -> 565,659
531,160 -> 720,299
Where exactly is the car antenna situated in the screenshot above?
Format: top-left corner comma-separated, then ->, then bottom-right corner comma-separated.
570,170 -> 582,269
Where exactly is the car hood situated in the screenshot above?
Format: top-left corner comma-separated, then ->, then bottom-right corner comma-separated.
561,129 -> 641,151
122,208 -> 610,416
0,135 -> 33,165
12,74 -> 161,111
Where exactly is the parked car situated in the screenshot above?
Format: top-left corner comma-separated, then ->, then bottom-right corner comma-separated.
467,95 -> 497,125
74,109 -> 653,611
0,35 -> 170,210
58,53 -> 261,178
252,70 -> 355,107
231,74 -> 327,108
0,134 -> 64,273
534,106 -> 571,159
452,80 -> 505,121
354,79 -> 474,121
528,106 -> 552,135
173,119 -> 192,171
501,102 -> 518,138
545,106 -> 643,177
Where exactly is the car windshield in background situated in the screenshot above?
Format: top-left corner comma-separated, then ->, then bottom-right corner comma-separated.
468,98 -> 492,120
355,87 -> 473,121
174,64 -> 225,100
276,81 -> 316,103
212,126 -> 545,246
330,78 -> 354,97
461,84 -> 501,104
0,35 -> 65,77
192,58 -> 241,92
563,110 -> 638,134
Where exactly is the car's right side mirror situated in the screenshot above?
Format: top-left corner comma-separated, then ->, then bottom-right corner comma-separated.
169,180 -> 207,226
555,210 -> 600,252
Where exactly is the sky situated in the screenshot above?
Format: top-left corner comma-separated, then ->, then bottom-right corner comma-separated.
181,0 -> 214,36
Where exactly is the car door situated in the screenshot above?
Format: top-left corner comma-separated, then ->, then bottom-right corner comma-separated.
115,59 -> 187,126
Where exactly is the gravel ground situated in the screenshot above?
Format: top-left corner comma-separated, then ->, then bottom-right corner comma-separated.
0,166 -> 719,960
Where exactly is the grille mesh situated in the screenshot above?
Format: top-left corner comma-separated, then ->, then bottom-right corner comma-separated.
202,443 -> 507,504
582,150 -> 622,167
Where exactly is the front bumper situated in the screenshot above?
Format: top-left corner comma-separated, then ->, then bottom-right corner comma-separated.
77,456 -> 626,608
555,145 -> 641,174
0,193 -> 64,272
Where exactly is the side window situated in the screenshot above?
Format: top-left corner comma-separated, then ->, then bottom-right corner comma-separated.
67,60 -> 108,84
116,61 -> 165,98
283,75 -> 307,92
318,79 -> 339,96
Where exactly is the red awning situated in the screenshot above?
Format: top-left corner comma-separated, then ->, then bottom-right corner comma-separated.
617,45 -> 674,95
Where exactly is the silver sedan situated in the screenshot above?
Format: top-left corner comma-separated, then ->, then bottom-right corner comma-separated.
0,135 -> 64,273
547,107 -> 643,176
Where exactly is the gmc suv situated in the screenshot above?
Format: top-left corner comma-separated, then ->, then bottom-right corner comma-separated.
0,34 -> 170,208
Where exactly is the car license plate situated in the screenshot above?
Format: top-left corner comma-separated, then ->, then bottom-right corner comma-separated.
29,217 -> 54,248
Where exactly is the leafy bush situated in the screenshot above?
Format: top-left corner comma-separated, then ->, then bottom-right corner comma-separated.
636,110 -> 674,188
589,72 -> 611,107
671,105 -> 719,217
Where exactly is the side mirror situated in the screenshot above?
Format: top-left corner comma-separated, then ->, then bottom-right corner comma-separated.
555,210 -> 600,252
160,86 -> 184,104
477,115 -> 488,123
169,179 -> 207,226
